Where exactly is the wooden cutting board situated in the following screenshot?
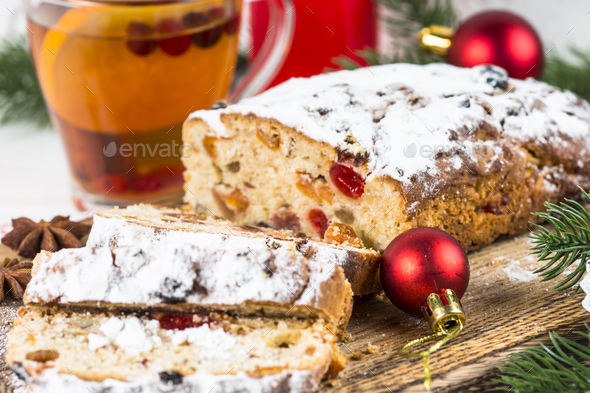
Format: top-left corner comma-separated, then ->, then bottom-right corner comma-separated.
0,230 -> 588,392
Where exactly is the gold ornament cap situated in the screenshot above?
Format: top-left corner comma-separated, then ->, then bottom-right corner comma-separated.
416,25 -> 455,56
421,288 -> 466,334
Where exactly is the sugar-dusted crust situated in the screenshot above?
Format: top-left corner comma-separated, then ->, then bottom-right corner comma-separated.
8,308 -> 338,393
182,63 -> 590,252
24,242 -> 352,336
87,204 -> 380,295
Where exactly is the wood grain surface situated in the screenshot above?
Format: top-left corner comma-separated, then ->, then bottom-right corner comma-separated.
0,230 -> 588,392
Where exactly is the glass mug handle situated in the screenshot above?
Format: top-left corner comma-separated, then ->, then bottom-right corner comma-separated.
228,0 -> 294,102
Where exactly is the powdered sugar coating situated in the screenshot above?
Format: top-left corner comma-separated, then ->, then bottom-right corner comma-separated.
28,367 -> 322,393
86,204 -> 372,295
190,63 -> 590,186
25,239 -> 345,321
26,242 -> 316,309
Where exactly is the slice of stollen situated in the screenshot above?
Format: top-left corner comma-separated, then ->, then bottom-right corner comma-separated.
24,241 -> 353,336
87,204 -> 382,295
8,307 -> 347,393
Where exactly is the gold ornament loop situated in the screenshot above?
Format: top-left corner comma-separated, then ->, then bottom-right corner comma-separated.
398,289 -> 466,390
416,24 -> 455,56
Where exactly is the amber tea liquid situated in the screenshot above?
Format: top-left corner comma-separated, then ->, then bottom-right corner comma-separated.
27,0 -> 240,205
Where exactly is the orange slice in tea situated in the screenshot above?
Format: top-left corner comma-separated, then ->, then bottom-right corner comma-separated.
39,2 -> 238,134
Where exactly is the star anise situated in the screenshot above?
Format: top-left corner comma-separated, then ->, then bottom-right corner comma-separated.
1,216 -> 92,258
0,258 -> 33,301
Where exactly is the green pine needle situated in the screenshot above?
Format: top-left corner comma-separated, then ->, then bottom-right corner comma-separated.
497,325 -> 590,392
529,187 -> 590,294
0,37 -> 50,128
542,48 -> 590,103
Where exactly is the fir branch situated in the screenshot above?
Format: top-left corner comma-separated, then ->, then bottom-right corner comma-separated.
0,37 -> 50,128
542,48 -> 590,103
379,0 -> 458,40
497,325 -> 590,392
529,188 -> 590,294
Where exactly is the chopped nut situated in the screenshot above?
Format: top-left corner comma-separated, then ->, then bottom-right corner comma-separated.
351,352 -> 365,360
324,223 -> 364,248
343,332 -> 352,342
366,343 -> 380,354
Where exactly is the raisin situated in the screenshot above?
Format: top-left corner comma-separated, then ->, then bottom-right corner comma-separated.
329,162 -> 365,198
272,207 -> 301,232
159,371 -> 183,385
308,209 -> 329,238
226,161 -> 240,173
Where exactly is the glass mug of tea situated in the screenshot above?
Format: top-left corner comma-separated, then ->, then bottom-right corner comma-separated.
25,0 -> 293,207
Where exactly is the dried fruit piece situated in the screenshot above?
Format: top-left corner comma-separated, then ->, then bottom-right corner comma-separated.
154,314 -> 206,330
308,209 -> 329,238
272,207 -> 301,232
157,20 -> 192,56
316,184 -> 335,204
202,136 -> 218,157
126,22 -> 157,56
482,203 -> 501,215
324,223 -> 364,248
257,127 -> 281,149
335,208 -> 355,224
329,162 -> 365,198
213,184 -> 249,215
25,350 -> 59,362
296,174 -> 320,202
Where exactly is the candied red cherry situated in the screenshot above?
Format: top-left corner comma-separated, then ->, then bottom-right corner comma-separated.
329,162 -> 365,198
308,209 -> 329,238
126,22 -> 157,56
224,15 -> 240,35
155,313 -> 206,330
95,174 -> 127,194
482,203 -> 501,215
157,20 -> 192,56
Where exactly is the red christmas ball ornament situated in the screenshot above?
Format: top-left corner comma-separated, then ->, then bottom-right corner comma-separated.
447,10 -> 544,79
380,227 -> 470,316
